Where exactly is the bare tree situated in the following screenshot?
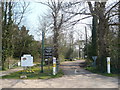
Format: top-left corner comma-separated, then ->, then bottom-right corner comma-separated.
38,0 -> 77,61
37,15 -> 52,41
61,0 -> 119,72
88,1 -> 120,72
13,1 -> 30,25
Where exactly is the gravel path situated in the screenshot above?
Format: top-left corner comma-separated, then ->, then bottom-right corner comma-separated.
0,67 -> 23,77
0,60 -> 119,88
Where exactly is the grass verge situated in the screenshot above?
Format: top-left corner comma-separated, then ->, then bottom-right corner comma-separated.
85,67 -> 118,77
2,65 -> 64,79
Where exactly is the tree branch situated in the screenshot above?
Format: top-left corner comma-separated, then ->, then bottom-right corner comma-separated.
105,1 -> 120,16
71,16 -> 92,25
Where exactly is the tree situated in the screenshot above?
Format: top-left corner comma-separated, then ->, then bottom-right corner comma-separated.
118,1 -> 120,73
88,2 -> 98,56
2,2 -> 13,69
0,3 -> 2,67
38,1 -> 67,73
88,1 -> 120,72
13,1 -> 30,25
38,0 -> 76,62
1,1 -> 30,69
38,0 -> 64,61
63,0 -> 119,72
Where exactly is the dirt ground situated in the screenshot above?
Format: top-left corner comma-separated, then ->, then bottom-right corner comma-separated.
0,60 -> 119,88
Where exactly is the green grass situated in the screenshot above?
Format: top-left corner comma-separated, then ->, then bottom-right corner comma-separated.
85,67 -> 118,77
2,65 -> 64,79
100,73 -> 118,77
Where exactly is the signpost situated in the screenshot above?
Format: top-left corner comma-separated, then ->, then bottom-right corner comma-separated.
41,29 -> 44,73
107,57 -> 111,74
92,56 -> 97,67
44,47 -> 53,74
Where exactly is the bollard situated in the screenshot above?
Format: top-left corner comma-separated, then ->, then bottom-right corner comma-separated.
107,57 -> 111,74
53,57 -> 56,75
18,62 -> 21,66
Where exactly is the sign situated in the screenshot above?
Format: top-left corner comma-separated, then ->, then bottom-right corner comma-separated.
45,47 -> 53,49
44,49 -> 52,53
21,54 -> 33,67
44,53 -> 52,56
44,47 -> 53,59
85,55 -> 87,58
92,56 -> 97,67
44,56 -> 52,59
92,56 -> 97,61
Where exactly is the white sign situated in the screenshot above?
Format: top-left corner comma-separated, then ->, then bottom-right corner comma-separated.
21,54 -> 33,67
107,57 -> 111,74
53,57 -> 56,75
85,55 -> 87,58
92,56 -> 97,61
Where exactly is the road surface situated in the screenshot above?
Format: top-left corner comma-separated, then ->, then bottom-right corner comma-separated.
0,60 -> 119,88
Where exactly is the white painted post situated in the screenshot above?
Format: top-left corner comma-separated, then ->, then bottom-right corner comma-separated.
18,62 -> 21,66
107,57 -> 111,74
53,57 -> 56,75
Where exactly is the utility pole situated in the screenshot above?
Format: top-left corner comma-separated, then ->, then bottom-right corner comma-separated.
41,29 -> 44,73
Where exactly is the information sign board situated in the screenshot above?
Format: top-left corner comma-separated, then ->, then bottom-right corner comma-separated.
44,47 -> 53,59
21,54 -> 33,67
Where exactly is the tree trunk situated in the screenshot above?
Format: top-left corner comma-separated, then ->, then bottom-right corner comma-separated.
2,2 -> 13,69
118,2 -> 120,73
97,17 -> 109,72
2,2 -> 8,70
92,15 -> 98,56
53,29 -> 59,60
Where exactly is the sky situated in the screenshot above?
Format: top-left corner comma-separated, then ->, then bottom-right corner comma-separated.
23,2 -> 48,40
22,1 -> 92,41
21,0 -> 118,41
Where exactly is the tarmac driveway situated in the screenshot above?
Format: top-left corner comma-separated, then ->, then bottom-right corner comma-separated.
0,60 -> 119,88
